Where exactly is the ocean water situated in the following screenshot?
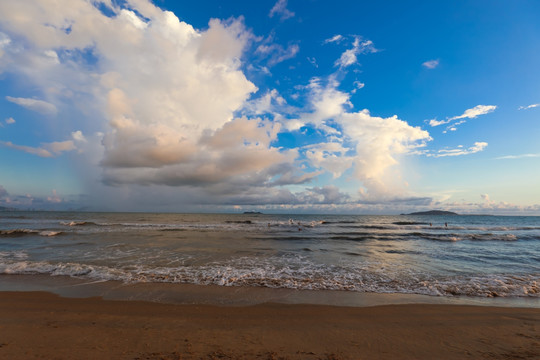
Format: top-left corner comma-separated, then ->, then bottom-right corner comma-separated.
0,211 -> 539,299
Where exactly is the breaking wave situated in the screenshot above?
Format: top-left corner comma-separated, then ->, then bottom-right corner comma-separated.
0,256 -> 537,298
0,229 -> 63,237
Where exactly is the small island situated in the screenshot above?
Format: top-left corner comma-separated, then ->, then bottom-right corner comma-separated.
243,211 -> 263,214
401,210 -> 459,216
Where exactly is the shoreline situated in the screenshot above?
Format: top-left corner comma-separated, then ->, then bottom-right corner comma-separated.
1,274 -> 539,308
1,290 -> 539,359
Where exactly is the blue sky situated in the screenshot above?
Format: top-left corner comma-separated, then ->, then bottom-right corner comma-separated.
0,0 -> 539,214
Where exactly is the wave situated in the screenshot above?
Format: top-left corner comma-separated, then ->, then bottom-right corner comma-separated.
392,221 -> 429,226
60,221 -> 97,227
321,220 -> 357,224
39,231 -> 63,237
0,257 -> 537,298
0,229 -> 38,236
0,229 -> 63,237
415,233 -> 519,242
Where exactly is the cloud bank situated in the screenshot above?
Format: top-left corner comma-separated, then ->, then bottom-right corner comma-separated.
0,0 -> 494,211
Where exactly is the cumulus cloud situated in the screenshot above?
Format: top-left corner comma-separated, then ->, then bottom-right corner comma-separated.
302,186 -> 350,204
0,0 -> 315,205
242,89 -> 286,115
297,78 -> 431,196
269,0 -> 295,20
71,130 -> 86,143
5,96 -> 57,115
5,117 -> 15,125
518,103 -> 539,110
422,59 -> 439,69
102,115 -> 303,189
0,0 -> 440,209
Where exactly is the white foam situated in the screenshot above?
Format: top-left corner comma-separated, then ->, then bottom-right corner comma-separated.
0,229 -> 38,235
39,231 -> 63,237
0,256 -> 537,298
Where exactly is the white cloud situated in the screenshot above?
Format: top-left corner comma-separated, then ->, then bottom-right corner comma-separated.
353,81 -> 365,89
47,189 -> 62,203
0,0 -> 442,208
256,42 -> 299,66
0,32 -> 9,47
71,130 -> 87,143
409,194 -> 540,216
0,31 -> 10,58
1,141 -> 54,157
335,37 -> 378,68
422,59 -> 439,69
426,142 -> 488,157
0,0 -> 316,205
46,140 -> 76,154
307,57 -> 318,68
428,105 -> 497,133
449,105 -> 497,121
243,89 -> 286,115
269,0 -> 295,20
300,79 -> 431,196
323,35 -> 344,44
496,153 -> 540,160
518,103 -> 539,110
427,118 -> 448,127
5,96 -> 57,115
305,142 -> 354,179
0,138 -> 77,157
5,117 -> 15,124
300,185 -> 350,204
351,81 -> 365,94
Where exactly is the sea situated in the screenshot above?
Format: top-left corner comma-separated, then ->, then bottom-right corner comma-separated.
0,211 -> 539,305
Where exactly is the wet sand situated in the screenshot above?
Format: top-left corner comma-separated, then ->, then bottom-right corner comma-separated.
0,291 -> 539,359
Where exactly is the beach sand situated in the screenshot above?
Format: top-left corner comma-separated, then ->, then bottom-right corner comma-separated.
0,291 -> 539,359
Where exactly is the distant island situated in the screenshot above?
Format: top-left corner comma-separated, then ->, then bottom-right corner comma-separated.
243,211 -> 263,214
401,210 -> 459,216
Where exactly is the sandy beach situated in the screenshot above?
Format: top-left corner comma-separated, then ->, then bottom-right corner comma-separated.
0,291 -> 538,359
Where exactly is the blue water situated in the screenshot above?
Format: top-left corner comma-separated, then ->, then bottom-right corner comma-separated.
0,212 -> 538,298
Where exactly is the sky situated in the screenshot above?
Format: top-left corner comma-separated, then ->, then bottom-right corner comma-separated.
0,0 -> 539,214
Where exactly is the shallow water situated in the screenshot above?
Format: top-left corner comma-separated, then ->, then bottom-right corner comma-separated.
0,212 -> 539,299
